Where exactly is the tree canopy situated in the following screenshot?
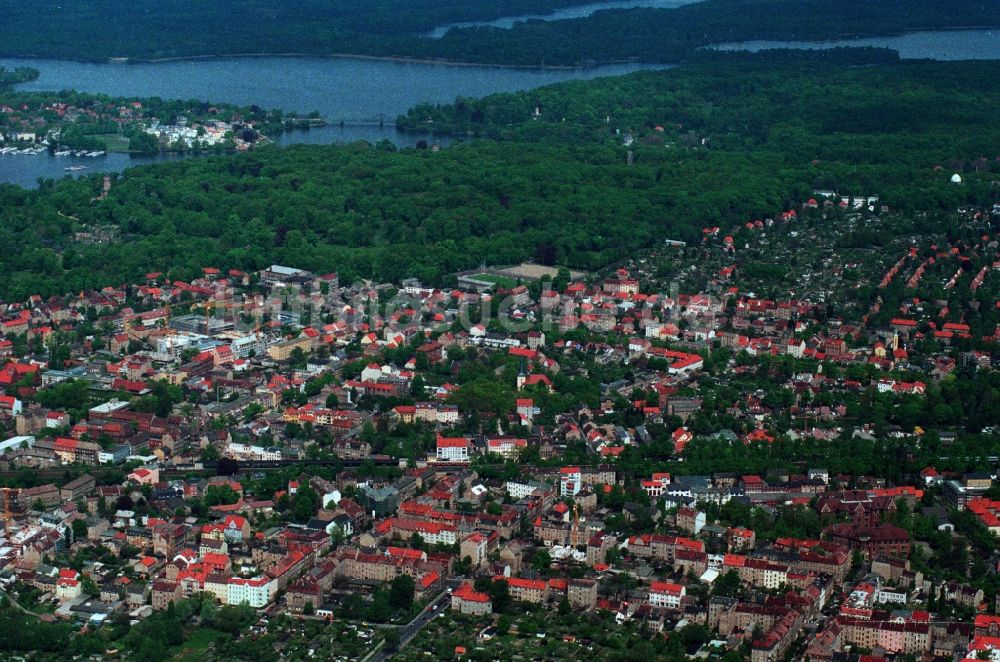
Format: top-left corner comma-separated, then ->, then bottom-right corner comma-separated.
0,56 -> 997,301
0,0 -> 995,66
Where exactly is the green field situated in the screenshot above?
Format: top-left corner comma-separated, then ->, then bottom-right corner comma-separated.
170,627 -> 224,661
469,273 -> 518,288
94,134 -> 132,153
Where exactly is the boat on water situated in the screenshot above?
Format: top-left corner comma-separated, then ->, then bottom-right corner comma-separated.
64,165 -> 87,171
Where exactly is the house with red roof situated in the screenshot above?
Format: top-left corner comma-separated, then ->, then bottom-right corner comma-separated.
968,498 -> 1000,535
127,466 -> 159,485
500,576 -> 548,603
459,532 -> 490,568
392,404 -> 416,423
451,582 -> 492,615
2,317 -> 29,336
672,427 -> 693,453
559,467 -> 582,497
744,428 -> 776,444
599,445 -> 626,459
518,372 -> 553,392
222,515 -> 251,542
110,333 -> 131,354
44,411 -> 70,428
374,518 -> 458,545
515,397 -> 536,424
55,568 -> 82,601
112,378 -> 150,395
648,581 -> 685,609
965,634 -> 1000,661
436,435 -> 470,462
919,466 -> 941,486
975,614 -> 1000,637
385,546 -> 427,562
727,527 -> 756,552
486,437 -> 527,460
642,472 -> 672,498
0,394 -> 22,415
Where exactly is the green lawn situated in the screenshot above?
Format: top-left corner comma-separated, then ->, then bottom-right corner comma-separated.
93,133 -> 132,152
469,273 -> 517,288
171,627 -> 224,661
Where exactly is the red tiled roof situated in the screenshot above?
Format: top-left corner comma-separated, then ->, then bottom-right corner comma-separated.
649,581 -> 684,595
436,436 -> 469,448
453,582 -> 490,604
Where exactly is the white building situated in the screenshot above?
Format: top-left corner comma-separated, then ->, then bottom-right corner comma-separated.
230,333 -> 268,358
486,437 -> 526,460
360,363 -> 385,383
0,435 -> 33,454
560,467 -> 582,497
226,576 -> 273,608
436,405 -> 459,424
874,587 -> 907,605
436,437 -> 470,462
322,490 -> 342,509
506,480 -> 546,500
226,442 -> 282,461
390,520 -> 458,546
648,582 -> 685,609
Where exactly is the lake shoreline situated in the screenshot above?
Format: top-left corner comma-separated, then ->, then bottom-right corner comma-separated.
1,27 -> 997,189
4,51 -> 663,71
0,56 -> 669,187
1,25 -> 997,69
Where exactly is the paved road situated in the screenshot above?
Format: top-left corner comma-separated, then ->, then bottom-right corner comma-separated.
367,581 -> 458,662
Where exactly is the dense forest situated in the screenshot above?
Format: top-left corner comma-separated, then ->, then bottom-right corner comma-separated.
398,51 -> 1000,148
0,0 -> 996,65
2,139 -> 797,296
0,0 -> 590,44
0,56 -> 996,300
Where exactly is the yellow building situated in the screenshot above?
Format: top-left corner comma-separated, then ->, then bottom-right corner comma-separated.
267,336 -> 312,361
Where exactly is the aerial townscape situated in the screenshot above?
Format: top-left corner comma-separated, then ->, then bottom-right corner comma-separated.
0,75 -> 319,157
0,205 -> 994,661
0,0 -> 997,661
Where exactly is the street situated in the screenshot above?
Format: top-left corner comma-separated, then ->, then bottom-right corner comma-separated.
366,580 -> 458,662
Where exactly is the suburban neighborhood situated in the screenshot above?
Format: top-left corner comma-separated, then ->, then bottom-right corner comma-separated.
0,191 -> 995,661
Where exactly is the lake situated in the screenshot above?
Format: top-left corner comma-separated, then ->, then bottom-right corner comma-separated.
0,56 -> 671,188
425,0 -> 697,38
710,29 -> 1000,61
1,28 -> 998,188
